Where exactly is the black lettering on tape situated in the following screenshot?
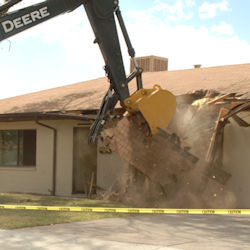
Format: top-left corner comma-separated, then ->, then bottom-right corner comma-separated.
228,210 -> 241,214
177,209 -> 189,214
152,209 -> 165,213
104,208 -> 116,213
128,209 -> 140,213
202,210 -> 215,214
81,208 -> 93,212
59,207 -> 70,211
15,206 -> 26,209
37,207 -> 48,210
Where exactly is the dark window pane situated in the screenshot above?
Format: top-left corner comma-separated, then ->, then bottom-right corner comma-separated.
18,131 -> 23,165
23,130 -> 36,166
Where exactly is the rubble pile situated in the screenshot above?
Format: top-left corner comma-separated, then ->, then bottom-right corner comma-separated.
100,90 -> 249,208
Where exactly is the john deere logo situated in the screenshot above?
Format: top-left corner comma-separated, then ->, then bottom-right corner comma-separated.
1,6 -> 50,33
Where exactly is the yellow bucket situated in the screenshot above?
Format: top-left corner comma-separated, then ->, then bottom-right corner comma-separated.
124,85 -> 176,134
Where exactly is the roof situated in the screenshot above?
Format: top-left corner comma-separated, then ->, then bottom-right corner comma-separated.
0,63 -> 249,114
0,112 -> 94,122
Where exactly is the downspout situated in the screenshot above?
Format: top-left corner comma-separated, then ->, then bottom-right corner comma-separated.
35,120 -> 57,196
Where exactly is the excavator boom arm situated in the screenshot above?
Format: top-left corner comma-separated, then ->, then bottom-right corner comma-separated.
0,0 -> 176,144
0,0 -> 137,101
0,0 -> 139,142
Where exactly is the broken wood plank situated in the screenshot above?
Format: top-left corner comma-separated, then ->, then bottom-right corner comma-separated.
207,93 -> 234,105
232,114 -> 250,127
223,102 -> 250,120
206,108 -> 228,163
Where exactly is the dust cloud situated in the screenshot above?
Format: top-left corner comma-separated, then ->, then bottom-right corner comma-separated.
101,90 -> 238,209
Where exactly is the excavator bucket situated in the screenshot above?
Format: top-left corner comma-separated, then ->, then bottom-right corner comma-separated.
124,85 -> 176,134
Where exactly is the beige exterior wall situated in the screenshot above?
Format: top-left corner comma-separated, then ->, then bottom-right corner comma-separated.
97,141 -> 129,191
223,113 -> 250,207
73,127 -> 97,193
1,113 -> 249,201
0,120 -> 90,196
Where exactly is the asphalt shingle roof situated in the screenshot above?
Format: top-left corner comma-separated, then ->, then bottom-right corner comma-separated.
0,63 -> 249,114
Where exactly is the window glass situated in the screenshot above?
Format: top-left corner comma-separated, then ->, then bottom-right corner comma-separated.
0,130 -> 36,166
0,130 -> 18,166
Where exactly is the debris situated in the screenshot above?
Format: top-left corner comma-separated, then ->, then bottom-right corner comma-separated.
206,93 -> 234,106
102,113 -> 198,190
100,90 -> 249,208
88,172 -> 95,198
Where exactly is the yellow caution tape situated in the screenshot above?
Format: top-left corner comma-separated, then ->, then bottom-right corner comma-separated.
0,204 -> 249,214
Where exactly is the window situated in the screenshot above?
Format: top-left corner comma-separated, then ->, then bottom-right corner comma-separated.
0,130 -> 36,166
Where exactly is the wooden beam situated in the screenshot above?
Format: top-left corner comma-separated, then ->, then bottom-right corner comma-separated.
232,114 -> 250,127
206,93 -> 233,105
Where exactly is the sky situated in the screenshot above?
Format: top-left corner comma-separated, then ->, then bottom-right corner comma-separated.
0,0 -> 250,99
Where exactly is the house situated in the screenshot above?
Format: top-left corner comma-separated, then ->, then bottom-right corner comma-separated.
0,62 -> 249,200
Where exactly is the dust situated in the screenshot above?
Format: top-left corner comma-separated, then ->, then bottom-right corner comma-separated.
101,90 -> 238,208
168,91 -> 222,159
102,156 -> 237,208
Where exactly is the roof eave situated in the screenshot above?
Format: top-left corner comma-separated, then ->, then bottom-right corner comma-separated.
0,112 -> 95,122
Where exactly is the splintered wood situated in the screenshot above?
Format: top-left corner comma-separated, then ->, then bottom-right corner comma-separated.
101,113 -> 198,192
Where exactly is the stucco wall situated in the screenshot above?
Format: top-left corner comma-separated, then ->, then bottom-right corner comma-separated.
223,114 -> 250,207
52,120 -> 75,196
0,120 -> 89,196
97,140 -> 129,191
0,121 -> 53,195
73,127 -> 97,193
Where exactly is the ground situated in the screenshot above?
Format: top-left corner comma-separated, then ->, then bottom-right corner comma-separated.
1,214 -> 250,249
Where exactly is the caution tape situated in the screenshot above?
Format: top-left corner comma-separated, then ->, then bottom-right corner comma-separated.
0,204 -> 250,214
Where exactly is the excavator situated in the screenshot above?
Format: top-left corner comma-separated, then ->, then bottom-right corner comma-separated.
0,1 -> 198,200
0,0 -> 176,144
